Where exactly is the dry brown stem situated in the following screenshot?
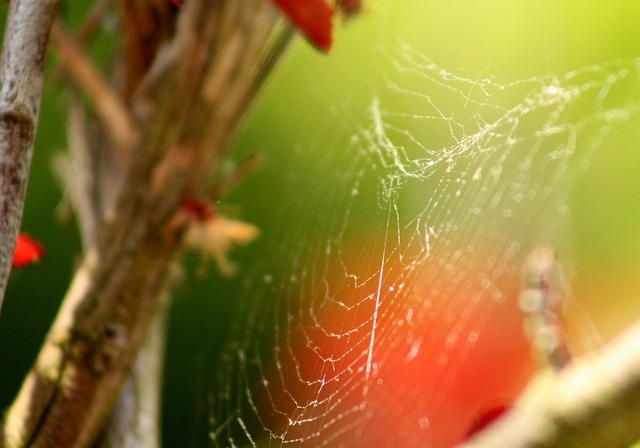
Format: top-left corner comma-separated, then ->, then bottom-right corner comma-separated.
1,1 -> 288,447
50,20 -> 136,167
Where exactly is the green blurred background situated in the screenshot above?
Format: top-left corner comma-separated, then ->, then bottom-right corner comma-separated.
2,1 -> 640,446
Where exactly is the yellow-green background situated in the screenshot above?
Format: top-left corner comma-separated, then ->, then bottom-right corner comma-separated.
2,1 -> 640,446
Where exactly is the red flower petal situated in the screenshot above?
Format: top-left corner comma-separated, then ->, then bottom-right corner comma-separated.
465,404 -> 512,440
271,0 -> 334,51
12,233 -> 45,269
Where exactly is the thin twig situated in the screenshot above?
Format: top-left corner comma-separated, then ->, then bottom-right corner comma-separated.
50,19 -> 136,168
0,0 -> 61,313
53,93 -> 99,248
212,152 -> 264,199
115,0 -> 177,102
75,0 -> 115,44
519,246 -> 572,370
52,0 -> 114,83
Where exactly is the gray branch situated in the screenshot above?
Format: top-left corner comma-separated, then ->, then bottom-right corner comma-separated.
0,0 -> 60,312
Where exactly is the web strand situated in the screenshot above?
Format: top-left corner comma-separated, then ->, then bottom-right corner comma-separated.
209,46 -> 640,447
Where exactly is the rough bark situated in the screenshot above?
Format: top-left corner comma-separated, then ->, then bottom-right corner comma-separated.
0,0 -> 60,312
1,1 -> 289,446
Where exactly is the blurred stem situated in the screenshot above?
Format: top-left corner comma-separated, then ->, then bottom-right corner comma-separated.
1,1 -> 288,447
50,19 -> 136,168
101,280 -> 172,448
462,320 -> 640,448
0,0 -> 60,314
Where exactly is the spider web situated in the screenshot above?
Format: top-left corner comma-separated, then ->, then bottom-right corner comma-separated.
205,40 -> 640,448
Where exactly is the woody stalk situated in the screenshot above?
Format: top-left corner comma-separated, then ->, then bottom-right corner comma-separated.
0,1 -> 293,446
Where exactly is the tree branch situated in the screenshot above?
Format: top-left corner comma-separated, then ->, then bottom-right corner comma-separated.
0,0 -> 60,313
50,19 -> 136,169
100,280 -> 171,448
1,1 -> 287,446
461,320 -> 640,448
